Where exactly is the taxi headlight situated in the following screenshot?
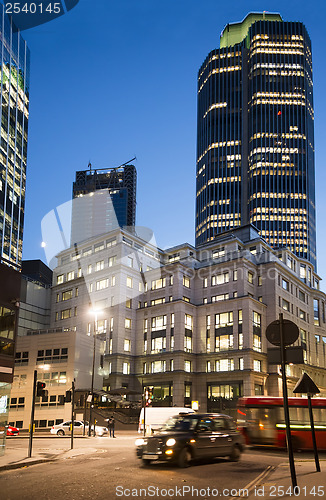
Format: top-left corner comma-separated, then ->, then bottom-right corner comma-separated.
166,438 -> 176,447
135,438 -> 146,446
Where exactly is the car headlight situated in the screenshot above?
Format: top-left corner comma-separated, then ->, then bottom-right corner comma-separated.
166,438 -> 176,446
135,438 -> 146,446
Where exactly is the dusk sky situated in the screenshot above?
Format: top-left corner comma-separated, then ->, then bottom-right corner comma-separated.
18,0 -> 326,285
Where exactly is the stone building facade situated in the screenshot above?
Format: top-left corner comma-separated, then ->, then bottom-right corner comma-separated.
9,224 -> 326,427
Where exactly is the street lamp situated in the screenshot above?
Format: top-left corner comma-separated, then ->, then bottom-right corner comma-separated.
89,308 -> 102,436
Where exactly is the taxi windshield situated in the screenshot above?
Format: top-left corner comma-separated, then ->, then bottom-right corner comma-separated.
161,416 -> 197,432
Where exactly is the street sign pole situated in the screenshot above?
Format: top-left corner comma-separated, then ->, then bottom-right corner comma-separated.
293,373 -> 321,473
28,370 -> 37,458
307,394 -> 320,472
279,313 -> 297,489
71,379 -> 75,450
143,388 -> 146,437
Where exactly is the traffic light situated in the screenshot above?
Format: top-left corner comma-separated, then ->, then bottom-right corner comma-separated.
65,390 -> 72,403
36,381 -> 47,398
145,386 -> 153,406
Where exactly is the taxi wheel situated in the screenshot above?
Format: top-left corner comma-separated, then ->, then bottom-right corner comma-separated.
142,459 -> 152,466
57,429 -> 65,436
177,447 -> 191,468
229,445 -> 241,462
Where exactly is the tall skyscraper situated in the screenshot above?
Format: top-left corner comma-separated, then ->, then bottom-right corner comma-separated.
196,13 -> 316,269
0,7 -> 30,270
71,163 -> 137,245
0,6 -> 30,456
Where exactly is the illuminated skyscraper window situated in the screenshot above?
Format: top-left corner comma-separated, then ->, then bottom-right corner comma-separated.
196,12 -> 316,269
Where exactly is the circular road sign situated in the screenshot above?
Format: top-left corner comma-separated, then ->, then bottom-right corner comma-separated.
266,319 -> 299,347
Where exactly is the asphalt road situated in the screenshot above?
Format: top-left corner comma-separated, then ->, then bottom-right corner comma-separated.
0,436 -> 292,500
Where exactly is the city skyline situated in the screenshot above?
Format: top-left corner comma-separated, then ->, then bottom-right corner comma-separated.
1,0 -> 326,488
18,1 -> 326,283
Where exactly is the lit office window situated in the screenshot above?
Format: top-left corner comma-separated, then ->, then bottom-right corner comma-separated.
122,362 -> 130,375
124,339 -> 131,352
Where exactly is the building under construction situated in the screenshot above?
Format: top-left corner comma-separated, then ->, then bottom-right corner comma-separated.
71,163 -> 137,245
73,163 -> 137,227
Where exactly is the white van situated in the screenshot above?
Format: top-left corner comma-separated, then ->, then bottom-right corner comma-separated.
138,407 -> 195,435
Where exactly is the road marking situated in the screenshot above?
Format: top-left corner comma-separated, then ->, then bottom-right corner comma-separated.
229,465 -> 276,500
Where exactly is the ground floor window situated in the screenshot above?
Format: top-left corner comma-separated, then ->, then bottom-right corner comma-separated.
207,382 -> 243,416
142,383 -> 172,406
254,384 -> 264,395
184,383 -> 191,406
8,420 -> 23,428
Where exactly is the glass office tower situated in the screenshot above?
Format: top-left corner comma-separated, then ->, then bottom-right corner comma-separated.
0,6 -> 30,270
0,7 -> 30,455
196,13 -> 316,269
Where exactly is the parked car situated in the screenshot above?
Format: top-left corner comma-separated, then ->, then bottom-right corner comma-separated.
50,420 -> 108,437
135,413 -> 245,467
7,425 -> 19,436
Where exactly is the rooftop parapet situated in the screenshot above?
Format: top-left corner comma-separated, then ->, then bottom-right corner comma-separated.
220,12 -> 283,48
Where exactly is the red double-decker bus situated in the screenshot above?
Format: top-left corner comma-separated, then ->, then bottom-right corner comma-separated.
237,396 -> 326,451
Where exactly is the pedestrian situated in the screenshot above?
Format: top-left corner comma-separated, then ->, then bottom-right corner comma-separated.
108,416 -> 115,438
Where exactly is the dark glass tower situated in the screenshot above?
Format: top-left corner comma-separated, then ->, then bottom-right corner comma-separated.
0,6 -> 30,270
196,13 -> 316,269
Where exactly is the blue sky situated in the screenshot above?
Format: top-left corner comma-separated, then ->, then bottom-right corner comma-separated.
21,0 -> 326,283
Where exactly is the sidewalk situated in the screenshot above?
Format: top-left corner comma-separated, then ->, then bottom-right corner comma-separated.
247,460 -> 326,499
0,431 -> 137,471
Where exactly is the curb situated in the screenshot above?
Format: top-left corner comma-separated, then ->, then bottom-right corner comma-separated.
6,436 -> 92,440
0,445 -> 108,472
0,457 -> 58,472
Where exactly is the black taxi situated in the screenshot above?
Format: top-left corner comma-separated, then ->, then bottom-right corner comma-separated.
135,413 -> 244,467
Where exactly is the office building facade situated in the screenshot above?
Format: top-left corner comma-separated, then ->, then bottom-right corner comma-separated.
196,13 -> 316,269
18,260 -> 52,337
0,7 -> 30,455
9,226 -> 326,429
